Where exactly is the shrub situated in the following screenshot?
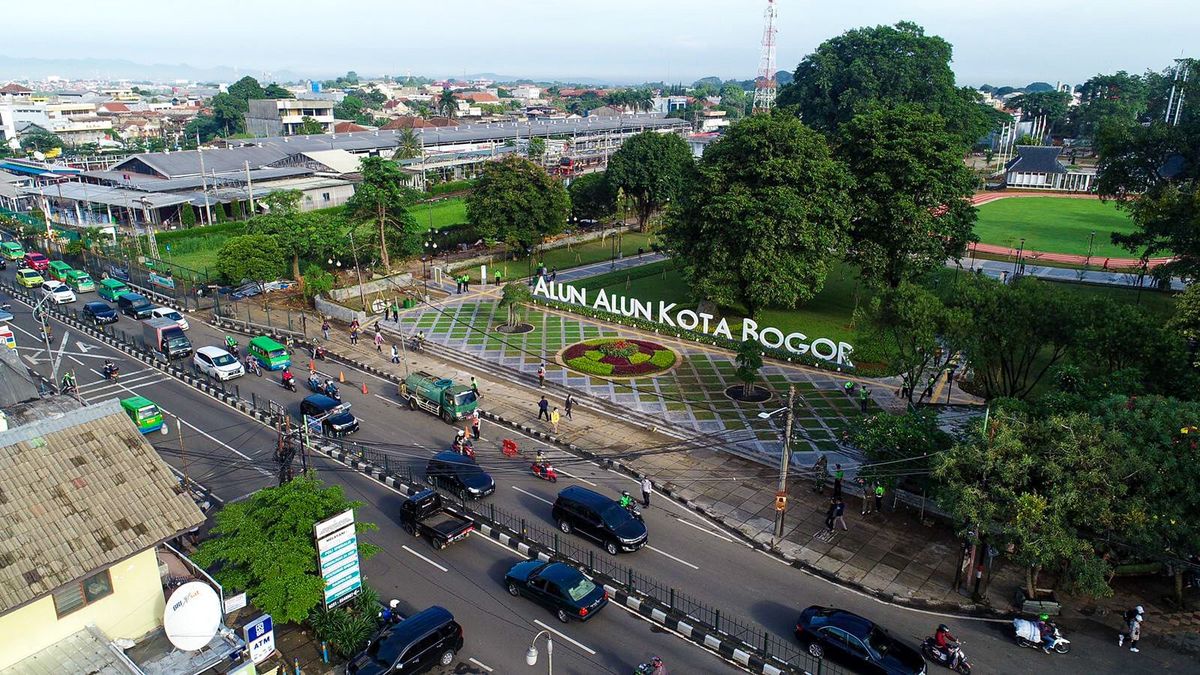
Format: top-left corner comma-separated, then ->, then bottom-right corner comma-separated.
649,349 -> 676,368
308,585 -> 380,658
584,349 -> 604,361
566,356 -> 614,375
427,178 -> 475,197
629,352 -> 651,365
598,339 -> 639,359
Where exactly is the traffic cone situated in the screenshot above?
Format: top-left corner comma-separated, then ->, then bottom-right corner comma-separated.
362,381 -> 369,395
339,371 -> 345,383
309,360 -> 315,371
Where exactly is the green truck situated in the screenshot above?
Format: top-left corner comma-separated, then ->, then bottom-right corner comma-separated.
400,370 -> 478,423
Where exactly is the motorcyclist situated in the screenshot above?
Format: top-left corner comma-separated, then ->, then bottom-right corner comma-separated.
324,379 -> 338,398
308,370 -> 320,389
60,371 -> 77,393
934,624 -> 958,663
281,366 -> 295,387
1036,614 -> 1055,653
535,449 -> 546,467
619,490 -> 634,510
244,353 -> 258,373
452,429 -> 466,452
225,335 -> 238,354
648,656 -> 666,675
102,360 -> 118,380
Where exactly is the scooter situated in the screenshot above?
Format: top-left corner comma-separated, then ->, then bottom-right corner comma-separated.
1012,618 -> 1071,654
282,372 -> 297,392
103,364 -> 120,381
311,345 -> 327,360
323,382 -> 341,402
633,660 -> 663,675
451,437 -> 476,459
531,462 -> 558,482
921,638 -> 972,674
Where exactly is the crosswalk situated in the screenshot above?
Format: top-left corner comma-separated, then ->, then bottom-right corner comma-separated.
78,367 -> 170,403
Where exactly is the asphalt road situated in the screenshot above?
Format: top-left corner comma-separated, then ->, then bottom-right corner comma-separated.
3,267 -> 1198,675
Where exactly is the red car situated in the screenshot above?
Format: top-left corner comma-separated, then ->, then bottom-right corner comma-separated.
23,251 -> 49,272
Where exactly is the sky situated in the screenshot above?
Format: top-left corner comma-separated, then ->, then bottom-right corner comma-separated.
3,0 -> 1196,86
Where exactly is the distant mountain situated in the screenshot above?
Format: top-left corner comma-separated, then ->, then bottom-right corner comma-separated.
0,55 -> 311,84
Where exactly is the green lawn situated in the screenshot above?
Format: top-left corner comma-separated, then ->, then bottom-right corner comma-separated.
973,197 -> 1137,258
456,232 -> 657,283
411,198 -> 467,230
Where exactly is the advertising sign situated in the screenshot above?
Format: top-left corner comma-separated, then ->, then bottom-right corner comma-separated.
243,614 -> 275,664
149,271 -> 176,289
314,509 -> 362,609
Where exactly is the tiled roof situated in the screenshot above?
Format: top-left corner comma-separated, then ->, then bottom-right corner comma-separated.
0,83 -> 33,94
380,116 -> 459,130
333,121 -> 369,133
0,400 -> 205,613
98,102 -> 130,113
1005,145 -> 1067,174
456,92 -> 499,104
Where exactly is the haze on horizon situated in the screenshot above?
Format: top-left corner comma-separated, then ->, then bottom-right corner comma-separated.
3,0 -> 1195,86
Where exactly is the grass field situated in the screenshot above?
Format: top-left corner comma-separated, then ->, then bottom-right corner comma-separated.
456,232 -> 657,283
412,198 -> 467,230
973,197 -> 1137,257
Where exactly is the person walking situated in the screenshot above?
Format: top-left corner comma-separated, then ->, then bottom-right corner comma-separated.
390,301 -> 400,322
832,464 -> 844,500
549,267 -> 557,283
641,477 -> 653,507
1119,605 -> 1144,651
374,331 -> 384,352
833,497 -> 848,531
349,328 -> 359,346
470,376 -> 480,399
811,454 -> 828,493
494,269 -> 502,285
550,407 -> 561,434
874,483 -> 885,513
390,344 -> 400,364
859,478 -> 873,515
824,498 -> 837,532
350,318 -> 360,334
322,319 -> 331,341
537,395 -> 550,421
859,385 -> 870,413
564,393 -> 574,420
537,363 -> 546,388
471,410 -> 481,440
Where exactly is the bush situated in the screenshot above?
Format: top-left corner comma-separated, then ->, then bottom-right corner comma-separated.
598,339 -> 639,359
584,349 -> 604,361
427,179 -> 475,197
649,349 -> 676,368
566,357 -> 614,376
309,586 -> 381,658
629,352 -> 651,365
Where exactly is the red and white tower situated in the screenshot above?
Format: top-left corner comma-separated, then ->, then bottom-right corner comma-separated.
752,0 -> 779,113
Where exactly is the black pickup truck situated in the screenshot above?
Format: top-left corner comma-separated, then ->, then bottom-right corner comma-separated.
399,489 -> 474,550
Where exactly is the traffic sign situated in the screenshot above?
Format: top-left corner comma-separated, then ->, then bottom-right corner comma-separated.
774,491 -> 787,511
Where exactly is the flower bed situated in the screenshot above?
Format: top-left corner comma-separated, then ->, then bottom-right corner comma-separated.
562,337 -> 677,377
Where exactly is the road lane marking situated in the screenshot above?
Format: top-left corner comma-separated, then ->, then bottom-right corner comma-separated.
532,620 -> 596,655
646,545 -> 700,570
671,516 -> 734,543
554,467 -> 597,486
512,485 -> 554,505
467,658 -> 494,672
401,545 -> 448,572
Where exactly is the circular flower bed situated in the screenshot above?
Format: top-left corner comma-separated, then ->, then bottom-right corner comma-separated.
562,337 -> 678,377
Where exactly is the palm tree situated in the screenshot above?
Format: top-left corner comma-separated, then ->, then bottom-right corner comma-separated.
438,90 -> 458,118
396,128 -> 421,159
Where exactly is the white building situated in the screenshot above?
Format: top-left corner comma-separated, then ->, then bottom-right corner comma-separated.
1003,145 -> 1094,192
245,98 -> 336,136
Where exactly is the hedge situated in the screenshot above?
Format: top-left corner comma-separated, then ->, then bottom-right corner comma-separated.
427,179 -> 475,197
566,357 -> 614,376
649,349 -> 676,368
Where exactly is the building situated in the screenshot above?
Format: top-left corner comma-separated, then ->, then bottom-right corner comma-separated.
0,398 -> 238,674
245,98 -> 335,137
1003,145 -> 1095,192
0,83 -> 33,103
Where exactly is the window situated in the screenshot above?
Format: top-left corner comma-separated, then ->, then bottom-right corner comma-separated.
52,569 -> 113,617
322,192 -> 331,202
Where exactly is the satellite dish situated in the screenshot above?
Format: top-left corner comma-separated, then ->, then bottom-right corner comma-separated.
163,581 -> 222,651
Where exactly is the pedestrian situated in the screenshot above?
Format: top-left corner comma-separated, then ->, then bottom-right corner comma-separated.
641,476 -> 653,507
462,274 -> 470,292
537,363 -> 546,387
470,376 -> 480,398
455,277 -> 463,294
350,328 -> 359,346
390,344 -> 400,364
811,454 -> 828,493
390,301 -> 399,322
471,410 -> 481,440
1119,605 -> 1144,651
550,407 -> 561,433
824,498 -> 837,532
374,331 -> 384,352
874,483 -> 885,513
350,318 -> 360,333
322,319 -> 330,341
859,478 -> 872,515
564,392 -> 574,420
833,497 -> 848,531
494,269 -> 502,285
537,395 -> 550,421
832,464 -> 844,500
549,267 -> 557,282
859,385 -> 870,413
922,374 -> 936,401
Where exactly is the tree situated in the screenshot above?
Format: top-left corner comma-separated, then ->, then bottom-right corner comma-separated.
568,172 -> 616,221
227,76 -> 265,103
179,202 -> 196,227
246,191 -> 343,283
776,21 -> 996,148
857,282 -> 962,403
1009,90 -> 1071,136
208,92 -> 247,136
19,129 -> 63,153
734,340 -> 763,397
395,128 -> 421,160
605,131 -> 693,230
345,156 -> 419,269
1171,283 -> 1200,349
718,85 -> 749,119
438,90 -> 458,118
836,105 -> 979,288
192,473 -> 379,624
263,83 -> 293,99
334,95 -> 375,126
665,113 -> 854,317
301,262 -> 336,300
1071,72 -> 1149,139
852,409 -> 950,491
467,156 -> 569,250
215,234 -> 285,288
527,136 -> 546,161
296,116 -> 324,135
497,282 -> 532,327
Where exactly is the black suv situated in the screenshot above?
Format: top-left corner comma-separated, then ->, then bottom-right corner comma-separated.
347,605 -> 463,675
300,394 -> 359,436
552,485 -> 648,555
794,606 -> 925,675
116,292 -> 155,319
426,451 -> 495,499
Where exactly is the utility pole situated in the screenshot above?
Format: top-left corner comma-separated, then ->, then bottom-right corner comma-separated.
196,133 -> 213,225
348,229 -> 367,311
175,413 -> 190,490
244,161 -> 255,214
773,384 -> 796,541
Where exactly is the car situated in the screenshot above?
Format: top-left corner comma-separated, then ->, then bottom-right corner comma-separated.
794,606 -> 926,675
425,451 -> 495,499
0,307 -> 12,322
347,606 -> 463,675
22,251 -> 49,272
116,292 -> 155,319
151,306 -> 190,330
16,268 -> 43,288
82,300 -> 118,324
300,394 -> 359,436
193,345 -> 245,380
40,280 -> 76,304
552,485 -> 648,555
504,560 -> 608,623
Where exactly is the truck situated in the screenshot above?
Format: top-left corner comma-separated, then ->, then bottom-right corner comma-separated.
142,317 -> 192,360
398,489 -> 474,550
399,370 -> 478,423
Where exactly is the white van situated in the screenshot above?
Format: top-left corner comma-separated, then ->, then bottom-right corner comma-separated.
150,306 -> 189,330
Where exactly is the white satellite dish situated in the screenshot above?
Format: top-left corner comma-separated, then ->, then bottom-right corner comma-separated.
163,581 -> 222,651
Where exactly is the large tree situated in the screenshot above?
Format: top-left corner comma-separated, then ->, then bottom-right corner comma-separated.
263,83 -> 293,99
665,113 -> 854,317
837,105 -> 978,288
568,172 -> 616,221
192,473 -> 379,624
605,131 -> 694,230
467,156 -> 569,250
227,76 -> 265,103
247,191 -> 343,283
776,21 -> 995,149
857,282 -> 965,403
215,234 -> 285,288
1071,72 -> 1149,139
1009,90 -> 1072,137
345,156 -> 419,269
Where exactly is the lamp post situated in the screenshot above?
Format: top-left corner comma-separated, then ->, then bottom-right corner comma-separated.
348,230 -> 367,311
758,384 -> 797,543
1086,231 -> 1096,267
424,228 -> 439,295
1012,238 -> 1025,278
525,630 -> 553,674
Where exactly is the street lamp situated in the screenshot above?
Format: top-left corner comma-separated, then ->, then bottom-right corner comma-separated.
525,630 -> 553,674
424,229 -> 439,294
758,384 -> 797,543
1086,231 -> 1096,267
1012,238 -> 1025,278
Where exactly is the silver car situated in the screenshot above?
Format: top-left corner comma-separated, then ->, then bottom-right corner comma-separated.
193,345 -> 244,380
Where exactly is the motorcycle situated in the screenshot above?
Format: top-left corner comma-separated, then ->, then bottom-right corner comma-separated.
103,364 -> 120,381
311,345 -> 327,360
324,382 -> 341,401
622,500 -> 643,519
633,660 -> 663,675
282,373 -> 297,392
921,638 -> 972,674
452,437 -> 476,459
245,359 -> 262,377
1013,618 -> 1071,654
531,462 -> 558,482
226,341 -> 240,357
377,599 -> 403,626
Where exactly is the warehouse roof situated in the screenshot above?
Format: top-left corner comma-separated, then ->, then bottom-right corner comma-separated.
20,182 -> 195,209
109,146 -> 290,179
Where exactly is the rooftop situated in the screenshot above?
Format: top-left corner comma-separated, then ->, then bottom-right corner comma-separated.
1005,145 -> 1067,174
0,399 -> 206,613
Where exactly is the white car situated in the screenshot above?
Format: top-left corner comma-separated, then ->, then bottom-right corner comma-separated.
40,280 -> 76,304
193,346 -> 244,381
151,306 -> 190,330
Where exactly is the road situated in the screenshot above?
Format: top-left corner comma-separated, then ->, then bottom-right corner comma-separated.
3,265 -> 1197,675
